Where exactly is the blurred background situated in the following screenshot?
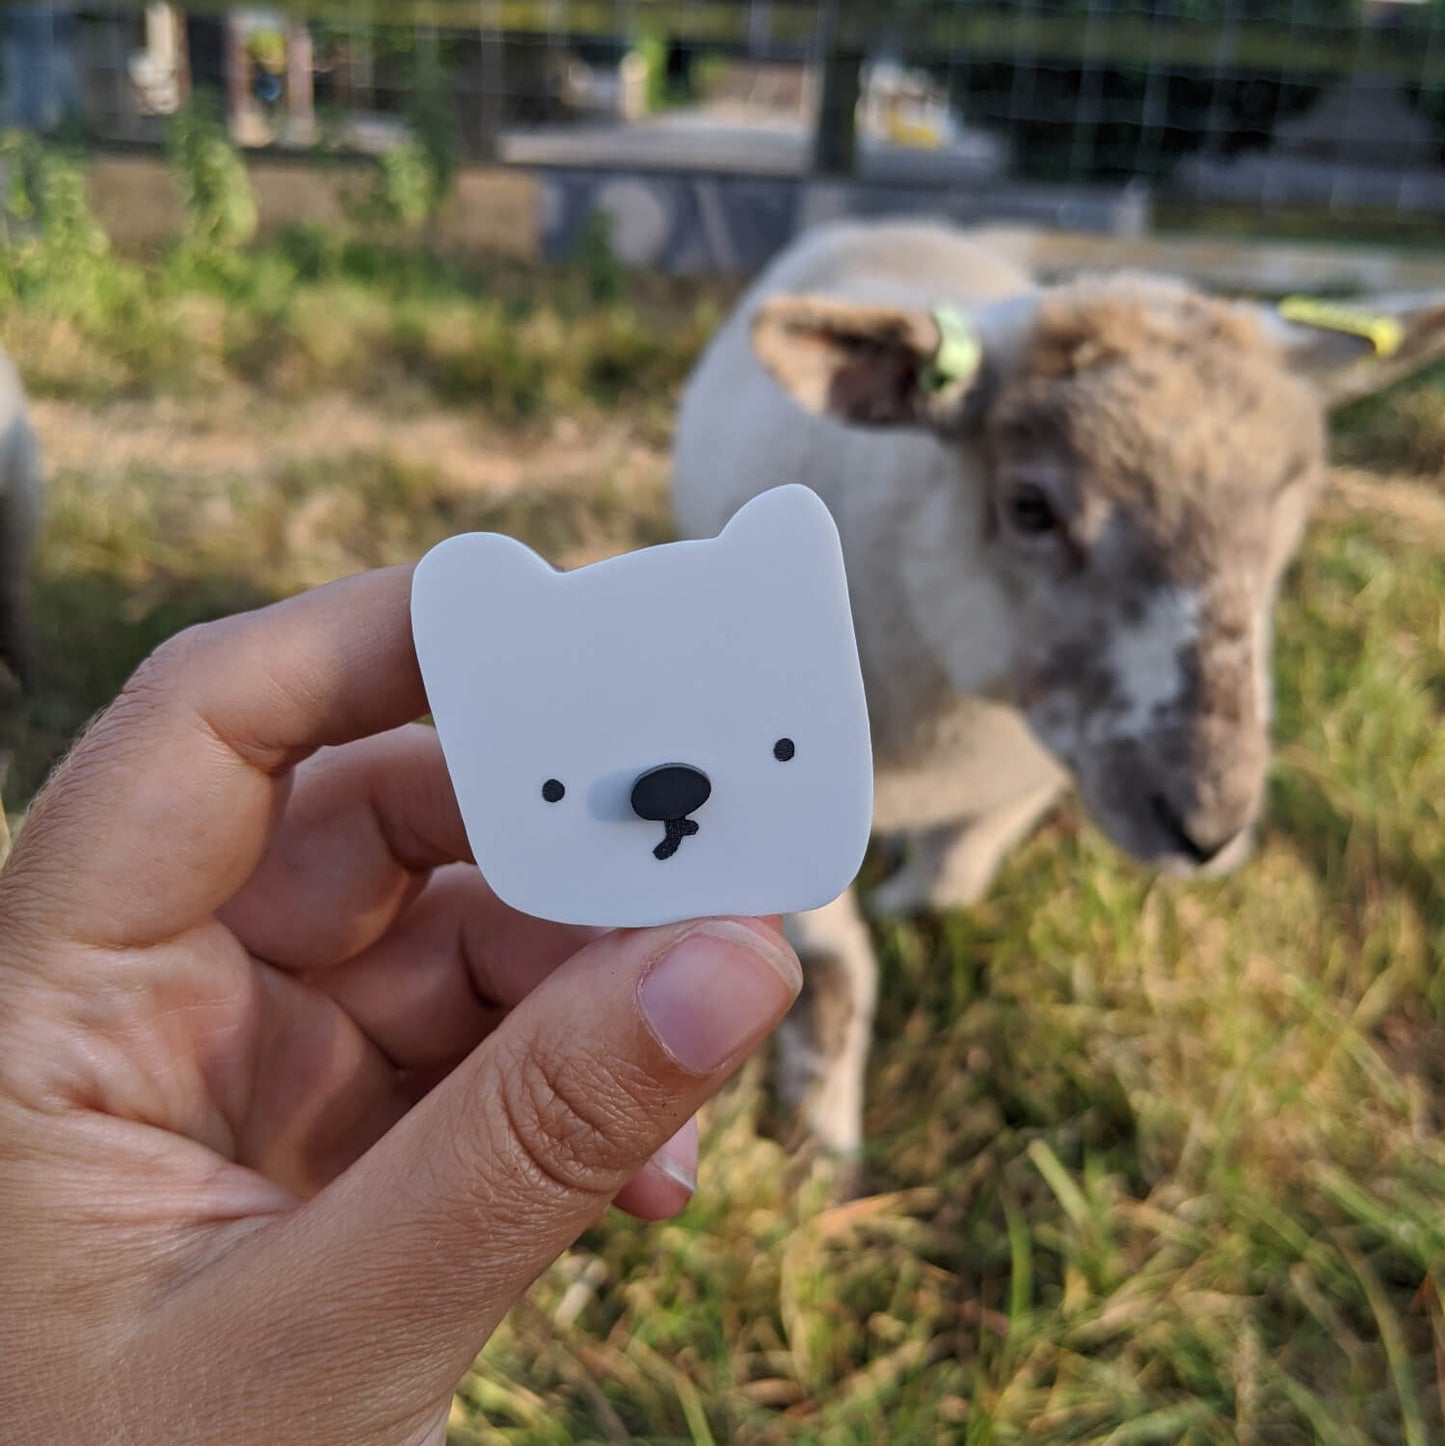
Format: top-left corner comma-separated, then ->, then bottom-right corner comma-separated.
0,2 -> 1443,1442
9,0 -> 1445,240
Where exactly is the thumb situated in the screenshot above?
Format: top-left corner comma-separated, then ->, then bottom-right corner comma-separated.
211,917 -> 801,1436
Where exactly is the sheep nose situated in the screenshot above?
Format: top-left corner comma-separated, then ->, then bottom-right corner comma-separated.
1148,792 -> 1245,866
631,765 -> 712,821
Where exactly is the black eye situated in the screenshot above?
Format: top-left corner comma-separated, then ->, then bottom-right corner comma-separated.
773,738 -> 795,762
541,779 -> 565,803
1004,484 -> 1058,537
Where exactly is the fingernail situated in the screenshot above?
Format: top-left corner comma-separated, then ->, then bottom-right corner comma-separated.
640,920 -> 802,1074
649,1119 -> 698,1194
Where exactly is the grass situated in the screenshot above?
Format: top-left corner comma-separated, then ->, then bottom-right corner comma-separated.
1153,202 -> 1445,255
3,234 -> 1445,1444
1333,363 -> 1445,486
0,227 -> 726,420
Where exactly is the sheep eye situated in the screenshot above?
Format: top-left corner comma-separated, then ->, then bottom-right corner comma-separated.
773,738 -> 795,762
541,779 -> 565,802
1004,484 -> 1058,537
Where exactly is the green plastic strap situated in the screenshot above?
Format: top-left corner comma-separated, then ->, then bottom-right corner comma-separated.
920,305 -> 983,393
1278,296 -> 1404,359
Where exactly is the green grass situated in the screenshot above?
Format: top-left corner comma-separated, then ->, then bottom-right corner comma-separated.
2,236 -> 1445,1444
1154,203 -> 1445,255
0,228 -> 725,419
1333,363 -> 1445,485
462,507 -> 1445,1443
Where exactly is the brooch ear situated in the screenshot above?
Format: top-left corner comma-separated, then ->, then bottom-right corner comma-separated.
414,528 -> 551,623
414,531 -> 553,602
412,531 -> 555,687
720,484 -> 843,574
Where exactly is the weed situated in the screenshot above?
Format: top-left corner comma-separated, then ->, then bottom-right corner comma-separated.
0,138 -> 730,414
0,131 -> 121,315
166,91 -> 258,256
576,210 -> 624,306
356,49 -> 458,234
1334,361 -> 1445,484
369,140 -> 440,232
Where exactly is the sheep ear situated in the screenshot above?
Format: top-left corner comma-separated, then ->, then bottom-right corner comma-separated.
751,295 -> 985,434
1263,293 -> 1445,410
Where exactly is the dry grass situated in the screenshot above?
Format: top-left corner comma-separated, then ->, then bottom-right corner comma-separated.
2,249 -> 1444,1445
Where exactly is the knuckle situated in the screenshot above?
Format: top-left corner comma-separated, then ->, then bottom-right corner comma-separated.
85,628 -> 212,762
45,627 -> 210,786
0,624 -> 225,898
491,1041 -> 654,1201
122,621 -> 216,705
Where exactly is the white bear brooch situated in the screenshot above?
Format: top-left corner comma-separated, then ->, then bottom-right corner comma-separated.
411,484 -> 874,928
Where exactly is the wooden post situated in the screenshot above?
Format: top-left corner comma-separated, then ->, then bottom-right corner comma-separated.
811,0 -> 861,178
224,12 -> 247,141
747,0 -> 771,57
478,0 -> 503,163
285,19 -> 315,143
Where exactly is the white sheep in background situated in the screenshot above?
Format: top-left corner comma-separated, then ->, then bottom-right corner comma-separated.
673,219 -> 1445,1172
0,348 -> 42,694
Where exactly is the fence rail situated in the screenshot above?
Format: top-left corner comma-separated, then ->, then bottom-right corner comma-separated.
49,2 -> 1445,68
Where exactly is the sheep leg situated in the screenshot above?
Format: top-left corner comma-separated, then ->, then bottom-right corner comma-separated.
776,889 -> 876,1182
870,779 -> 1065,915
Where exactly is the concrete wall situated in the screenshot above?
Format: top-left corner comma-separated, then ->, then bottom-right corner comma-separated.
81,152 -> 1445,297
85,153 -> 540,259
84,151 -> 1143,272
973,225 -> 1445,296
531,165 -> 1150,273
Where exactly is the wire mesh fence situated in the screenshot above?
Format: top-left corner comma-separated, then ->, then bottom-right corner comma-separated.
1,0 -> 1443,232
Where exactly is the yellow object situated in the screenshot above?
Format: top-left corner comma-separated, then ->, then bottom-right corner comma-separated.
1278,296 -> 1404,359
885,110 -> 944,150
921,306 -> 983,393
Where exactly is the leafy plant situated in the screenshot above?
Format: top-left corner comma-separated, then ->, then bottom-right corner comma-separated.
575,209 -> 623,305
404,48 -> 457,215
370,141 -> 437,231
0,130 -> 116,316
166,91 -> 257,255
0,131 -> 107,260
633,32 -> 668,114
360,46 -> 459,233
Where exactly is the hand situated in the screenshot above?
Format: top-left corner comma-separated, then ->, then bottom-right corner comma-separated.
0,566 -> 801,1444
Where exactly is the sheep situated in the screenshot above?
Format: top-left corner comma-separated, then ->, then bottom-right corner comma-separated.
0,346 -> 41,694
672,219 -> 1445,1169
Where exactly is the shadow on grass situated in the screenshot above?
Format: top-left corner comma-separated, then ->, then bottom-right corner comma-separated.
1,566 -> 278,813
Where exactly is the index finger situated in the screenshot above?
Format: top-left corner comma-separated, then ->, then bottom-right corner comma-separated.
2,566 -> 428,949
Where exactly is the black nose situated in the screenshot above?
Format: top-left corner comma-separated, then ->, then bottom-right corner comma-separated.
631,765 -> 711,822
1148,793 -> 1241,866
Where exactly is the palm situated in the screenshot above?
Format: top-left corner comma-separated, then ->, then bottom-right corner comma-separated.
30,725 -> 592,1207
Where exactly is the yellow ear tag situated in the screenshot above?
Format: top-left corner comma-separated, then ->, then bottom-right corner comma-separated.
920,306 -> 983,393
1278,296 -> 1404,359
